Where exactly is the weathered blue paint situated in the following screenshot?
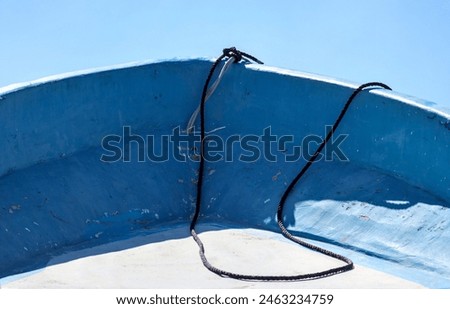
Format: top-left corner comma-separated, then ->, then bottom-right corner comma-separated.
0,59 -> 449,287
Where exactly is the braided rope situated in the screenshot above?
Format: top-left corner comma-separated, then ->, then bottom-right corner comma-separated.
190,47 -> 391,281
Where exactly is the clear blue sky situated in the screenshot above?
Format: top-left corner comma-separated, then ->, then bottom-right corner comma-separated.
1,0 -> 449,110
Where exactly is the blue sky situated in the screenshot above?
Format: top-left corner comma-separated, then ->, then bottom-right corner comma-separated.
1,0 -> 449,109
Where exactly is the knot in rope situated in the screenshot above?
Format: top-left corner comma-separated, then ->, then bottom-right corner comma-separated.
223,46 -> 264,64
223,47 -> 242,63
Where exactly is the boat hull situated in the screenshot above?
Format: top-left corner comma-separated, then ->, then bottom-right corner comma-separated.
0,59 -> 449,287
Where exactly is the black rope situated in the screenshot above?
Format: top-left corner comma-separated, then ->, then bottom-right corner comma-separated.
190,47 -> 392,281
223,47 -> 264,64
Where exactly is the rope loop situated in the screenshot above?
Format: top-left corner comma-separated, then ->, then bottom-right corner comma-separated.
190,47 -> 391,281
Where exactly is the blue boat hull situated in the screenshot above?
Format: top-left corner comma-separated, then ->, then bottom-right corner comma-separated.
0,59 -> 449,287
